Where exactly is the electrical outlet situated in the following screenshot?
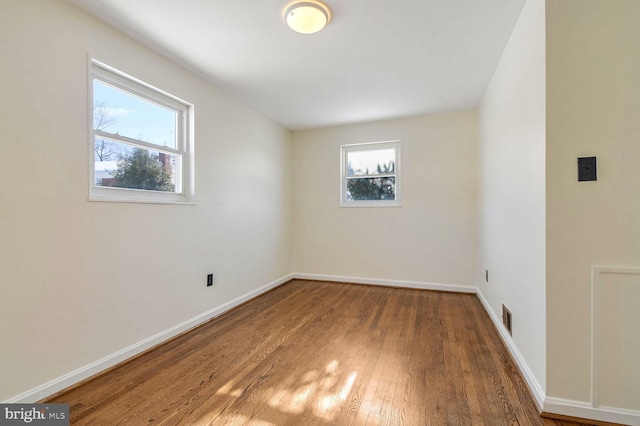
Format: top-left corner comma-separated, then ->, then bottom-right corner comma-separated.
485,269 -> 489,283
502,304 -> 512,335
207,274 -> 214,287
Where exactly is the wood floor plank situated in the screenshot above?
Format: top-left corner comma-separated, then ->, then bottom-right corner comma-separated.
46,280 -> 600,425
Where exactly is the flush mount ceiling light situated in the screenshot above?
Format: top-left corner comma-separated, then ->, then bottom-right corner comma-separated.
284,1 -> 331,34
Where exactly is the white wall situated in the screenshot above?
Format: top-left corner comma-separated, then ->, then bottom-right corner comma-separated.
0,0 -> 292,401
292,113 -> 476,288
476,0 -> 546,399
546,0 -> 640,412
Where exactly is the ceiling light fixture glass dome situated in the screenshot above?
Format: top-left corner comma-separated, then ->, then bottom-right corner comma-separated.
284,1 -> 331,34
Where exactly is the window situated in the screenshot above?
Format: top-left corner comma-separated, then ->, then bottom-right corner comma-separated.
89,60 -> 194,203
340,140 -> 401,207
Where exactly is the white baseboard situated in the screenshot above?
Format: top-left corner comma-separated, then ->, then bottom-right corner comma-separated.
4,273 -> 294,403
9,272 -> 637,426
543,397 -> 640,426
476,288 -> 545,410
292,272 -> 477,293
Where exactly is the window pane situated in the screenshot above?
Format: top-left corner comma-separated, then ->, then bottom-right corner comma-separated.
347,148 -> 395,176
93,80 -> 177,149
346,177 -> 396,201
94,138 -> 179,192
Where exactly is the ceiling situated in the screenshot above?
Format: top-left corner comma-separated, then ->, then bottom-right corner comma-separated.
68,0 -> 526,130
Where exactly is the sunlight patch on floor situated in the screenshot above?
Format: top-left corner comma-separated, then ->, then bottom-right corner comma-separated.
211,360 -> 359,423
316,371 -> 357,420
215,379 -> 236,395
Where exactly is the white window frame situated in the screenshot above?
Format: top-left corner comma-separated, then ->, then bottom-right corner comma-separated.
88,59 -> 195,204
340,140 -> 401,208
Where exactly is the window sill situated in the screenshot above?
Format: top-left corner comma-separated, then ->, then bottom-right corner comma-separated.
89,187 -> 195,205
340,200 -> 402,208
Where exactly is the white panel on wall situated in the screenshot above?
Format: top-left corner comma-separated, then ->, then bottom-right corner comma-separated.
592,267 -> 640,412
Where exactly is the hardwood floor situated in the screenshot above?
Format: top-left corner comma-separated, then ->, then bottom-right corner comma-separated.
47,280 -> 596,425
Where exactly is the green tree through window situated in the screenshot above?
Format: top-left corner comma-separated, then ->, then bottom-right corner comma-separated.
346,160 -> 396,201
112,148 -> 174,192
